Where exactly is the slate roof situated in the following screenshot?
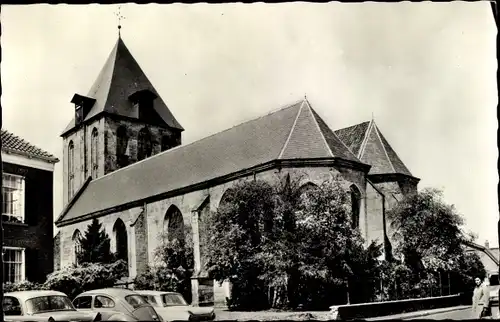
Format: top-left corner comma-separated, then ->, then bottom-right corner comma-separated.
1,130 -> 59,163
334,120 -> 413,177
56,99 -> 364,225
62,36 -> 183,136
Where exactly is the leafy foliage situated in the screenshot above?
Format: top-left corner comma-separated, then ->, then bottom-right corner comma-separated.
205,174 -> 382,309
3,280 -> 47,293
43,260 -> 127,299
77,218 -> 115,264
134,228 -> 194,303
388,188 -> 467,272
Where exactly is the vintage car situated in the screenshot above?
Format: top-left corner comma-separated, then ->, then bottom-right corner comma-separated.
3,290 -> 102,322
135,290 -> 216,322
72,288 -> 163,321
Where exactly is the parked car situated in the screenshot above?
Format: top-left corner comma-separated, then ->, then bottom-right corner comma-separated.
3,290 -> 102,322
135,290 -> 216,322
73,288 -> 162,321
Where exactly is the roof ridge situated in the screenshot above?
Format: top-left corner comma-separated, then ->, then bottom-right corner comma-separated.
373,123 -> 396,173
277,100 -> 305,159
357,119 -> 374,159
303,100 -> 334,157
308,104 -> 360,160
90,99 -> 305,184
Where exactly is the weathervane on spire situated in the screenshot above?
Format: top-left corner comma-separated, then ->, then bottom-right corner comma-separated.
114,5 -> 126,37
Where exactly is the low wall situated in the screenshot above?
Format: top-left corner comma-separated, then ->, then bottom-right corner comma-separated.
330,294 -> 464,320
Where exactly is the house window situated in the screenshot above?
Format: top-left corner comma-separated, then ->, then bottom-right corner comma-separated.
91,128 -> 98,178
68,141 -> 75,199
3,247 -> 25,283
2,174 -> 25,223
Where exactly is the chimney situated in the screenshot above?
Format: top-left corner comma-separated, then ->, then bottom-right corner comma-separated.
485,240 -> 490,249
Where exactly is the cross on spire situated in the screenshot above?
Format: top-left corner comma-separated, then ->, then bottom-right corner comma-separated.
114,5 -> 126,37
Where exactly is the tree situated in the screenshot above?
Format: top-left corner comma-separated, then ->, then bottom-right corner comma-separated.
387,188 -> 479,298
205,174 -> 383,310
205,179 -> 275,310
388,188 -> 467,273
77,218 -> 114,264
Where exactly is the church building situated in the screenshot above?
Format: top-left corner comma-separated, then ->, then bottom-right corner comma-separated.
54,34 -> 420,306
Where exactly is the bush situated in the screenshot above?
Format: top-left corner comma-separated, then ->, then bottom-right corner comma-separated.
134,265 -> 181,292
3,280 -> 46,293
44,260 -> 127,299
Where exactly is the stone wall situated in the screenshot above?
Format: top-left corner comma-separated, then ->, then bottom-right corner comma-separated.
59,206 -> 143,277
61,119 -> 103,205
104,118 -> 181,174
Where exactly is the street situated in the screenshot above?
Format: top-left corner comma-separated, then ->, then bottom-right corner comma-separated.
406,307 -> 473,320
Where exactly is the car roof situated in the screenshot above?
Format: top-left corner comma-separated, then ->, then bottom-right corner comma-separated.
134,290 -> 180,296
4,290 -> 68,300
76,288 -> 139,297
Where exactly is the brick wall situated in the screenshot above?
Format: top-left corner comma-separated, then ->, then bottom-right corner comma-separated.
3,162 -> 55,283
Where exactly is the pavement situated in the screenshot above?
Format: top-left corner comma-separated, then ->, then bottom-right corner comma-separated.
367,305 -> 472,320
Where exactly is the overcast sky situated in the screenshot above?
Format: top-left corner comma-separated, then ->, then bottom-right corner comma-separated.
2,3 -> 498,246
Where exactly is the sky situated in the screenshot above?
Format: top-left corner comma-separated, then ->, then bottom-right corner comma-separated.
1,2 -> 498,246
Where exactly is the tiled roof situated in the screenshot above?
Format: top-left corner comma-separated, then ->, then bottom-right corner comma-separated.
1,129 -> 59,163
334,120 -> 413,177
62,36 -> 184,135
56,99 -> 365,224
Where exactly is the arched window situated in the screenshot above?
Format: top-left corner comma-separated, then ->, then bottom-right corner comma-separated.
68,141 -> 75,199
91,128 -> 98,178
113,219 -> 128,263
350,184 -> 362,229
161,135 -> 171,152
163,205 -> 185,247
299,182 -> 319,203
72,229 -> 82,265
116,126 -> 129,168
137,128 -> 152,161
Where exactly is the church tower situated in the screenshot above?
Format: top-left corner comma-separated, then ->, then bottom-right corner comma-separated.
60,34 -> 184,205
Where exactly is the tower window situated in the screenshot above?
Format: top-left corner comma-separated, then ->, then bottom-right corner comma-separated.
91,128 -> 98,178
68,141 -> 75,199
161,135 -> 171,152
137,128 -> 152,161
116,126 -> 129,168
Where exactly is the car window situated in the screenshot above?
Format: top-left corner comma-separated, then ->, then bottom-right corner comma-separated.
73,296 -> 92,309
142,295 -> 157,305
161,293 -> 187,306
3,296 -> 22,316
94,296 -> 115,309
490,274 -> 499,286
25,296 -> 75,314
125,295 -> 148,309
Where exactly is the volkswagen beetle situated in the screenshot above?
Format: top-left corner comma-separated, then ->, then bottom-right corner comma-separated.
3,290 -> 102,322
73,288 -> 162,321
135,290 -> 215,322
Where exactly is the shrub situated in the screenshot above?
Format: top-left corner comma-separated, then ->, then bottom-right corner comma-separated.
44,260 -> 127,299
3,280 -> 46,293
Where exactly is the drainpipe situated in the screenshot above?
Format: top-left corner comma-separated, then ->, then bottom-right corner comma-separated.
367,179 -> 392,261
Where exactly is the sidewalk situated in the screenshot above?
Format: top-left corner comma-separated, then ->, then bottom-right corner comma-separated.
366,305 -> 471,321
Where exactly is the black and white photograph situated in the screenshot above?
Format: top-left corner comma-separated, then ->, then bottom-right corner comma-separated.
1,2 -> 498,321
